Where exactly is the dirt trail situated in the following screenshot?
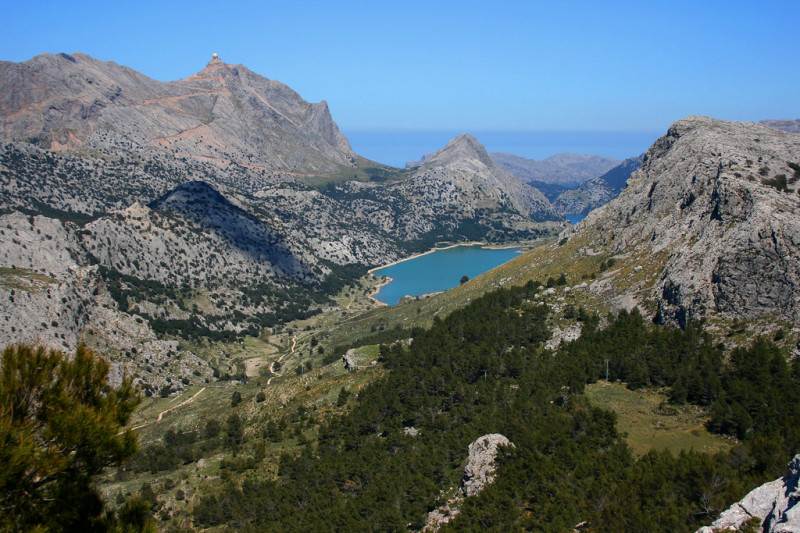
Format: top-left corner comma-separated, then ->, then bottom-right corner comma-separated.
130,387 -> 206,431
266,335 -> 296,386
684,421 -> 708,433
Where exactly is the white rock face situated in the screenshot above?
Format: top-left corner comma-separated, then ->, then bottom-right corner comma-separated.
342,349 -> 358,372
545,324 -> 582,350
698,454 -> 800,533
565,116 -> 800,327
0,210 -> 213,395
424,434 -> 513,531
459,433 -> 513,497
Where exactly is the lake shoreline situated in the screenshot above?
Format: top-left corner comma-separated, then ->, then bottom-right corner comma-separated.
367,241 -> 522,274
367,277 -> 392,307
368,242 -> 527,306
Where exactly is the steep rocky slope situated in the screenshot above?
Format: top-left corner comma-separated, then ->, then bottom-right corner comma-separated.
553,156 -> 642,215
0,211 -> 214,394
560,116 -> 800,327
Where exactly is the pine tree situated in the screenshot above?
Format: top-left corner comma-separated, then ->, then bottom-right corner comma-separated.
0,343 -> 141,531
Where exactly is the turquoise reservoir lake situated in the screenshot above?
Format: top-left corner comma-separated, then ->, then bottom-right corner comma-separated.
371,245 -> 522,306
564,213 -> 587,224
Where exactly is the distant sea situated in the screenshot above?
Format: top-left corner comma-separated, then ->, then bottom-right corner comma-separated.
343,129 -> 662,168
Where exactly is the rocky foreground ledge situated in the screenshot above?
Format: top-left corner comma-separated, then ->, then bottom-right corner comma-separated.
698,454 -> 800,532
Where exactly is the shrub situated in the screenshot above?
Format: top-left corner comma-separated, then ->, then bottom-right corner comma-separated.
231,391 -> 242,407
762,174 -> 789,192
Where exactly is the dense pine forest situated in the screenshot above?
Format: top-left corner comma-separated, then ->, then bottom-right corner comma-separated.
184,280 -> 800,531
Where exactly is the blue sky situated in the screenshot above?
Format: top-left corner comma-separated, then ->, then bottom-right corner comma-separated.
2,1 -> 798,163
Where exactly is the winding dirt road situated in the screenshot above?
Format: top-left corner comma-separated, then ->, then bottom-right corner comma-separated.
266,335 -> 296,386
130,386 -> 206,431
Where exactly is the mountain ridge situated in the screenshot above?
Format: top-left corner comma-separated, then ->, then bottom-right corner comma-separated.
553,155 -> 643,215
491,151 -> 621,185
0,52 -> 564,392
0,51 -> 356,174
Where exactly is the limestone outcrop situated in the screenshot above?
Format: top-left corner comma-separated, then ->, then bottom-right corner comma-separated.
342,349 -> 358,372
424,433 -> 513,531
561,116 -> 800,327
459,433 -> 514,497
698,454 -> 800,533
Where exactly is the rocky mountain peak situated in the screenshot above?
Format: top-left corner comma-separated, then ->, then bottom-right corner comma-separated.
185,54 -> 230,79
150,180 -> 231,211
396,133 -> 562,224
181,54 -> 253,85
422,133 -> 496,170
0,52 -> 354,172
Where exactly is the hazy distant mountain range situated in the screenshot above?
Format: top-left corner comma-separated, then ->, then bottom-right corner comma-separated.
552,156 -> 643,215
490,152 -> 621,185
760,118 -> 800,133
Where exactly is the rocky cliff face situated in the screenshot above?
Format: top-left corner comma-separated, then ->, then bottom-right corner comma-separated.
698,454 -> 800,533
562,116 -> 800,327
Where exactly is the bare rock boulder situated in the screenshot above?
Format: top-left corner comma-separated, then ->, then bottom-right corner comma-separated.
698,454 -> 800,532
459,433 -> 513,497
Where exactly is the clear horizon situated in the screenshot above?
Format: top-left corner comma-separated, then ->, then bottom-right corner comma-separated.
343,129 -> 660,167
2,1 -> 798,143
